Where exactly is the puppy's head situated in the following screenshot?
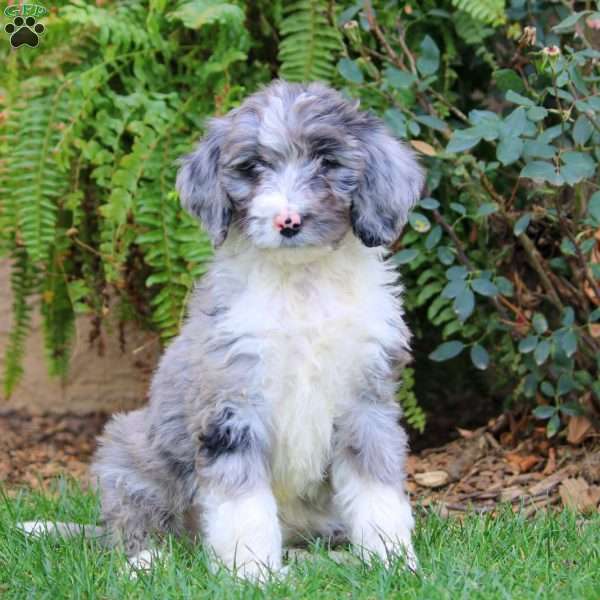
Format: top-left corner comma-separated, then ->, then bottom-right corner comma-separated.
177,81 -> 424,250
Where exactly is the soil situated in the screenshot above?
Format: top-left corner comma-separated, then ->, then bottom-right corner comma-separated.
1,409 -> 599,516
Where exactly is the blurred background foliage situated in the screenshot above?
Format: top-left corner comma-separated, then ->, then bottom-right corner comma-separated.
1,0 -> 599,437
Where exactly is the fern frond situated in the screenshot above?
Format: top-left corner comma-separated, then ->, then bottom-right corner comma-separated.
41,238 -> 75,377
6,85 -> 70,265
398,368 -> 426,433
3,248 -> 35,397
451,0 -> 506,26
278,0 -> 342,82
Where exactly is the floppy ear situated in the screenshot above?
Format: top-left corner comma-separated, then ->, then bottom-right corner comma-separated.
351,122 -> 424,248
176,118 -> 232,247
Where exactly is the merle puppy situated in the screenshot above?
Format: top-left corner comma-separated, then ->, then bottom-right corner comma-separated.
23,80 -> 424,579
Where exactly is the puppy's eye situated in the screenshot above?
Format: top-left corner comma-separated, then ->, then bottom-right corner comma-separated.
233,159 -> 268,178
320,157 -> 340,172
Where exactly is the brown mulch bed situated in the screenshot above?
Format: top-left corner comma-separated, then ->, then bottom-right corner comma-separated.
1,409 -> 599,515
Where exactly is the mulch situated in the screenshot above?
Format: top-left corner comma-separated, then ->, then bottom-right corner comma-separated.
1,409 -> 599,516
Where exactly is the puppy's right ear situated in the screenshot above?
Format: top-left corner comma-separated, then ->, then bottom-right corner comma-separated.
176,118 -> 231,248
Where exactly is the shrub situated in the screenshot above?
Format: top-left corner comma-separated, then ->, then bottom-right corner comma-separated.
336,2 -> 600,433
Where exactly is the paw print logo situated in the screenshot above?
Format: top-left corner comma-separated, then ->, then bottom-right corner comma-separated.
5,15 -> 45,48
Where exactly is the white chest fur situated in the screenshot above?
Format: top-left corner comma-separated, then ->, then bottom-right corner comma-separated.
219,236 -> 406,500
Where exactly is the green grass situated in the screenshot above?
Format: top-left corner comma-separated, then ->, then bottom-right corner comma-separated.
1,481 -> 599,599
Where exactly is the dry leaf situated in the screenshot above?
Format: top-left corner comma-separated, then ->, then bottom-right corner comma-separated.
559,478 -> 598,513
414,470 -> 449,488
543,447 -> 557,475
567,415 -> 593,445
588,323 -> 600,338
506,452 -> 541,473
410,140 -> 437,156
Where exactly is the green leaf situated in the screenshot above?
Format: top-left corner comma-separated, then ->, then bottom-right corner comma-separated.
506,90 -> 534,107
559,401 -> 582,417
437,246 -> 455,265
446,266 -> 468,280
501,108 -> 527,137
495,277 -> 514,296
520,161 -> 563,186
527,106 -> 548,122
562,307 -> 575,327
557,375 -> 576,397
497,137 -> 524,166
560,237 -> 577,256
476,203 -> 498,217
338,58 -> 363,83
546,413 -> 560,437
534,339 -> 551,365
446,129 -> 481,152
385,67 -> 416,89
419,197 -> 440,210
415,115 -> 447,132
384,109 -> 407,137
408,212 -> 431,233
393,248 -> 419,265
494,69 -> 525,93
450,202 -> 467,215
429,341 -> 465,361
532,313 -> 548,334
573,115 -> 593,145
417,35 -> 440,76
425,225 -> 442,250
513,213 -> 531,236
553,11 -> 589,34
541,381 -> 555,397
562,330 -> 577,357
470,344 -> 489,370
519,335 -> 538,354
167,0 -> 245,29
471,278 -> 498,297
561,151 -> 596,184
533,405 -> 557,419
442,279 -> 466,299
587,192 -> 600,222
453,287 -> 475,322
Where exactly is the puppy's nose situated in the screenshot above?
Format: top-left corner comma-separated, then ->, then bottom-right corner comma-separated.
274,210 -> 302,237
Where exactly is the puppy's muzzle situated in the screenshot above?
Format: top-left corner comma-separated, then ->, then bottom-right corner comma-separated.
274,210 -> 302,238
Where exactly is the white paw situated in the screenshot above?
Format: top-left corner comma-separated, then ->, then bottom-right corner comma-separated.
354,533 -> 418,572
126,549 -> 163,578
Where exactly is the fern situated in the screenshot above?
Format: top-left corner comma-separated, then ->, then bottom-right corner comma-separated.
398,368 -> 426,433
451,0 -> 506,26
3,248 -> 35,396
5,86 -> 70,265
41,238 -> 75,377
278,0 -> 342,82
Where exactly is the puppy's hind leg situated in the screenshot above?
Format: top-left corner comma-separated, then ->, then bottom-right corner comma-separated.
91,409 -> 192,569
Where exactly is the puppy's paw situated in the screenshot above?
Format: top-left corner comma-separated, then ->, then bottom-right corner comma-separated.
353,531 -> 418,572
126,548 -> 163,578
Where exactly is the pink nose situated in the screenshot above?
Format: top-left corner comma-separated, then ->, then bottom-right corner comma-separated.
274,210 -> 302,236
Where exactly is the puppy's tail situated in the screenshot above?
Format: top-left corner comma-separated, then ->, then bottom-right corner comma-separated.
17,521 -> 106,542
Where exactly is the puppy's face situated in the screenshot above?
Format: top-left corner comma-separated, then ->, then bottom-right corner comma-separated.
177,81 -> 424,251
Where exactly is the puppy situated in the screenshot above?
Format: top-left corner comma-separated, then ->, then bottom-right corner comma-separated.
22,80 -> 424,579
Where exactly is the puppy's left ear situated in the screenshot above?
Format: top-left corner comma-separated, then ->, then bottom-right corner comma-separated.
176,118 -> 232,248
351,121 -> 424,247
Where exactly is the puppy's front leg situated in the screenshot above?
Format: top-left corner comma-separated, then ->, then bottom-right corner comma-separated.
195,404 -> 282,580
332,402 -> 417,570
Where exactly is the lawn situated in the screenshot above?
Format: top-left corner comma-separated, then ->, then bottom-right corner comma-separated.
1,481 -> 598,599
